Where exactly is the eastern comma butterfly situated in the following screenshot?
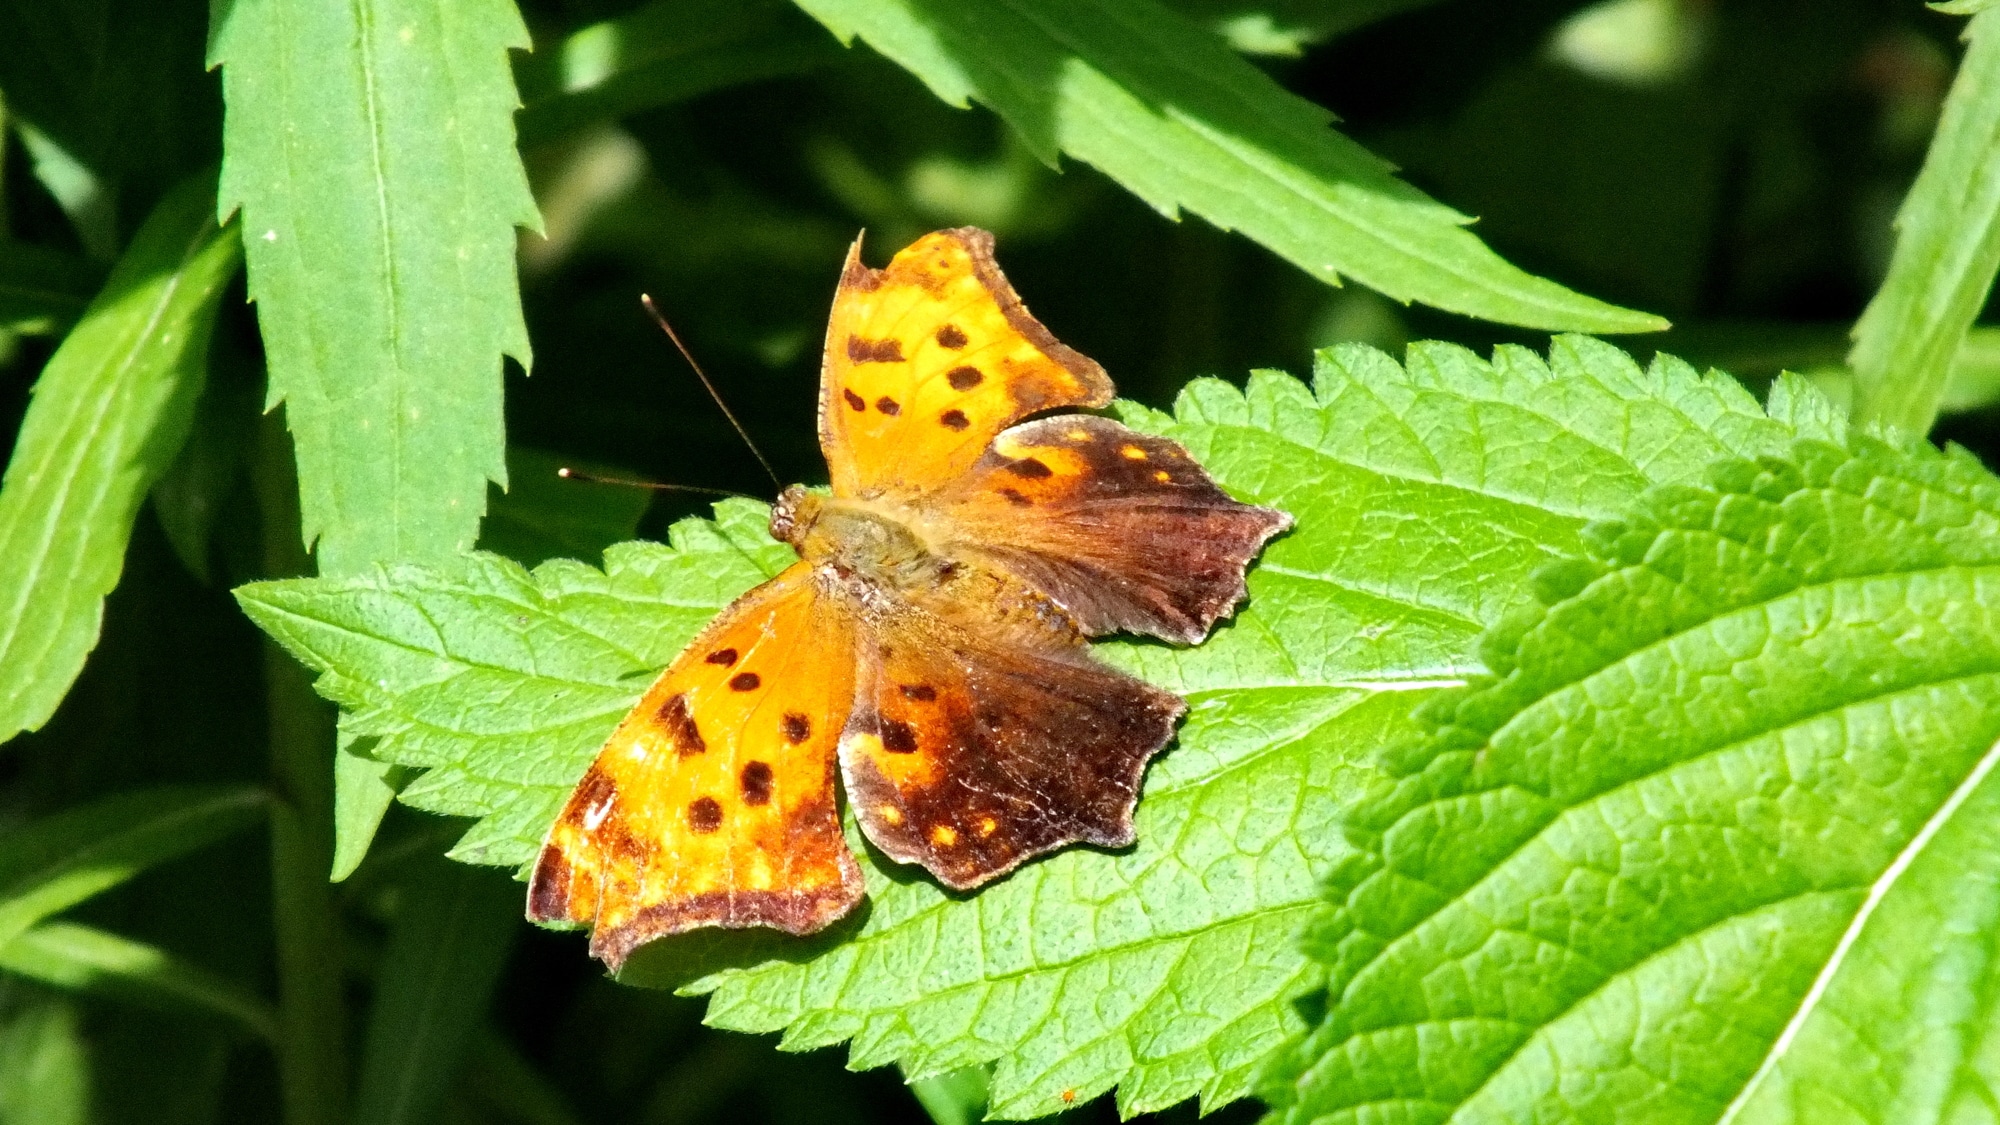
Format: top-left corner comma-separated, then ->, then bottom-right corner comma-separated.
528,228 -> 1290,967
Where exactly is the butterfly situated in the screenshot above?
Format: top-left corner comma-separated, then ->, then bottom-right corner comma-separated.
527,228 -> 1290,968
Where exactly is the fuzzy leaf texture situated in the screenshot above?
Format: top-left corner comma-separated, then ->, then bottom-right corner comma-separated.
209,0 -> 539,575
0,174 -> 240,743
787,0 -> 1666,335
240,338 -> 1826,1118
1265,428 -> 2000,1124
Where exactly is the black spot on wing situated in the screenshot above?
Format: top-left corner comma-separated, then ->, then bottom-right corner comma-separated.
847,337 -> 905,363
659,694 -> 705,756
740,762 -> 774,805
688,797 -> 723,833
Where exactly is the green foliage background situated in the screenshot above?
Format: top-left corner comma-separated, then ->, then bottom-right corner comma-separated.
4,1 -> 2000,1123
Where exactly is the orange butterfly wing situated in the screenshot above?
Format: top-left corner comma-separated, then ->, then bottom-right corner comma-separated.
838,566 -> 1183,890
935,415 -> 1292,644
527,563 -> 861,968
818,227 -> 1112,499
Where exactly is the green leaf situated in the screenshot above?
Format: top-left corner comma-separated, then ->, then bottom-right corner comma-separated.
1849,6 -> 2000,433
240,339 -> 1821,1117
909,1065 -> 991,1125
351,859 -> 521,1125
0,787 -> 267,952
515,0 -> 843,148
0,922 -> 277,1044
210,0 -> 540,577
0,995 -> 89,1125
0,241 -> 102,335
1264,432 -> 2000,1125
787,0 -> 1668,334
0,173 -> 242,744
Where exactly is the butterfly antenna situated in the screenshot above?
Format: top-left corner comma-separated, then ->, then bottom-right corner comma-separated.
639,294 -> 783,490
556,467 -> 759,501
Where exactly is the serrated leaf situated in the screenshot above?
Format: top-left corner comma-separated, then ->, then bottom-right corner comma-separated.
242,338 -> 1817,1118
788,0 -> 1667,334
0,173 -> 241,743
1849,5 -> 2000,432
1265,434 -> 2000,1125
210,0 -> 539,576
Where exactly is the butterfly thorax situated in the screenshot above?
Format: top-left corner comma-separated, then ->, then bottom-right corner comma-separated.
771,484 -> 1083,646
771,484 -> 944,589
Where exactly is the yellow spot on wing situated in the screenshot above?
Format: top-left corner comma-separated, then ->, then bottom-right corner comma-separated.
932,824 -> 958,847
879,805 -> 904,826
976,816 -> 998,837
1121,445 -> 1148,460
1153,470 -> 1171,483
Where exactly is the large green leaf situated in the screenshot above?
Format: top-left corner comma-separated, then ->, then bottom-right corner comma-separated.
1264,424 -> 2000,1125
787,0 -> 1667,335
1849,6 -> 2000,433
210,0 -> 539,576
240,339 -> 1818,1117
0,174 -> 241,743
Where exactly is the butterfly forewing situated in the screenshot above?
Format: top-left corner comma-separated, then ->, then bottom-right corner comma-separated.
818,228 -> 1112,500
528,563 -> 862,968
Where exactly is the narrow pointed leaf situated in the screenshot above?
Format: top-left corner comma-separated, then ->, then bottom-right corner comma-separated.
788,0 -> 1667,334
1849,6 -> 2000,432
210,0 -> 539,575
0,922 -> 278,1044
0,787 -> 267,951
0,174 -> 241,743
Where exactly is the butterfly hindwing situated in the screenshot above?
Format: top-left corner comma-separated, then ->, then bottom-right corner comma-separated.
838,573 -> 1184,889
818,228 -> 1113,500
528,563 -> 862,968
938,415 -> 1292,643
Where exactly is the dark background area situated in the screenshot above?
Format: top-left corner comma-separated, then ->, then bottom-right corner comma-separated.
0,0 -> 1977,1121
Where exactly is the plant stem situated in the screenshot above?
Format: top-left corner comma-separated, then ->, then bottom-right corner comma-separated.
254,409 -> 348,1125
